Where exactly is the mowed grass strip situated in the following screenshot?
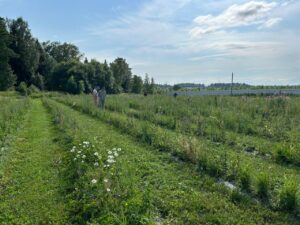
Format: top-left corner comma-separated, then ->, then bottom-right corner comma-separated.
51,99 -> 298,224
0,100 -> 68,225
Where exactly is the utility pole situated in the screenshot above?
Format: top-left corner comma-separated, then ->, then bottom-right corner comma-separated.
231,72 -> 234,96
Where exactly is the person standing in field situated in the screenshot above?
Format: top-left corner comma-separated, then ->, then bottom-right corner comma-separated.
92,87 -> 98,106
98,87 -> 107,109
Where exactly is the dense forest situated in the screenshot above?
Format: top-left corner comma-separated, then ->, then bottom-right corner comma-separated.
0,17 -> 155,94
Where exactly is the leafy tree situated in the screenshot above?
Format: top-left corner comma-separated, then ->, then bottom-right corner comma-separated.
0,17 -> 16,90
102,60 -> 115,93
36,40 -> 56,89
43,41 -> 83,63
173,84 -> 181,91
110,58 -> 132,93
66,75 -> 78,94
150,77 -> 155,94
143,74 -> 150,94
131,75 -> 143,94
8,17 -> 40,85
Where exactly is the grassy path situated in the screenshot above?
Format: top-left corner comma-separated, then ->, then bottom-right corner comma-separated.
0,100 -> 67,224
53,100 -> 297,224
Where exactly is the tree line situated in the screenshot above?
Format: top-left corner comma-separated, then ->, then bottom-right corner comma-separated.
0,17 -> 155,94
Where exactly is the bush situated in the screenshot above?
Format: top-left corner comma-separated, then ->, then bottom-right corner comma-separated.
278,181 -> 298,211
16,82 -> 28,96
239,169 -> 251,192
27,84 -> 40,95
256,174 -> 270,200
275,145 -> 292,164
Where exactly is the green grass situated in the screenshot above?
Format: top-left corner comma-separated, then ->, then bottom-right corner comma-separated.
0,100 -> 68,224
52,94 -> 300,210
0,92 -> 299,224
42,98 -> 299,224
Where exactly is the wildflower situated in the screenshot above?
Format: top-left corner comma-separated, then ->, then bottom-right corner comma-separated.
94,152 -> 99,156
91,179 -> 97,184
94,162 -> 99,166
114,152 -> 119,157
106,188 -> 111,192
70,149 -> 75,153
82,155 -> 86,159
1,147 -> 5,151
81,160 -> 84,163
73,158 -> 77,161
83,141 -> 90,145
112,148 -> 116,151
117,148 -> 121,152
104,178 -> 108,183
78,151 -> 82,154
108,151 -> 112,154
108,155 -> 114,159
107,159 -> 115,164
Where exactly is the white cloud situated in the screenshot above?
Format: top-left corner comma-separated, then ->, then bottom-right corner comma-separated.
259,17 -> 282,28
190,1 -> 279,37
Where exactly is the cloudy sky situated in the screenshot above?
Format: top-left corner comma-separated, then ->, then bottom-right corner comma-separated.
1,0 -> 299,85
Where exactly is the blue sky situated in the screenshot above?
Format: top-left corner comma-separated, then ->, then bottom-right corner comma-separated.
1,0 -> 299,85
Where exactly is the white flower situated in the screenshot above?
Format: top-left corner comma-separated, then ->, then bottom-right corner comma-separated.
94,152 -> 99,156
114,152 -> 119,157
1,147 -> 5,151
78,151 -> 82,154
117,148 -> 121,152
112,148 -> 116,151
83,141 -> 90,145
82,155 -> 86,159
91,179 -> 97,184
92,145 -> 95,148
81,160 -> 84,163
70,149 -> 75,153
108,155 -> 114,159
73,158 -> 77,161
104,178 -> 108,183
108,151 -> 112,154
106,188 -> 111,192
94,162 -> 99,166
107,159 -> 115,164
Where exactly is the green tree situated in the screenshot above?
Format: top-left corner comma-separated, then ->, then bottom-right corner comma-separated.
0,17 -> 16,90
43,41 -> 83,63
131,75 -> 143,94
110,58 -> 132,93
66,75 -> 78,94
8,17 -> 40,85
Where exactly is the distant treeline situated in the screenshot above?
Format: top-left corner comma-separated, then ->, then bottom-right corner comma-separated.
166,83 -> 300,91
0,17 -> 155,94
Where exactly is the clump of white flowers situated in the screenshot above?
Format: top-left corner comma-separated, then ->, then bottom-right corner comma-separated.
69,138 -> 123,195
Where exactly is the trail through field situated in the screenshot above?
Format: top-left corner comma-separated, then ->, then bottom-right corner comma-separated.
0,100 -> 67,224
53,100 -> 297,224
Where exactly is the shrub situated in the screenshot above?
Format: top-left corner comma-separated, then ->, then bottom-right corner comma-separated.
256,173 -> 270,200
16,82 -> 28,96
278,181 -> 298,211
239,169 -> 251,192
275,146 -> 292,164
27,84 -> 40,95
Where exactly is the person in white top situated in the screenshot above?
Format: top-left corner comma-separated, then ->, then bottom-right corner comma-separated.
92,87 -> 98,106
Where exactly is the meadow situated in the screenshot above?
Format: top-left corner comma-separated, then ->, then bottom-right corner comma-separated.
0,91 -> 299,224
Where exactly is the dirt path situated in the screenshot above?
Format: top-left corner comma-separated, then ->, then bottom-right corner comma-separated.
0,99 -> 68,224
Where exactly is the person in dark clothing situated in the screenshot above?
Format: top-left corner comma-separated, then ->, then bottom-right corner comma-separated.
98,88 -> 107,109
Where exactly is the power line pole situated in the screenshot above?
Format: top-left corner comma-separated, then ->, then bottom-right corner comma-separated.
231,72 -> 233,96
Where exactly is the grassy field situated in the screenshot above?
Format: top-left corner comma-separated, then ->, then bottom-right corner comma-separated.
0,92 -> 299,224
